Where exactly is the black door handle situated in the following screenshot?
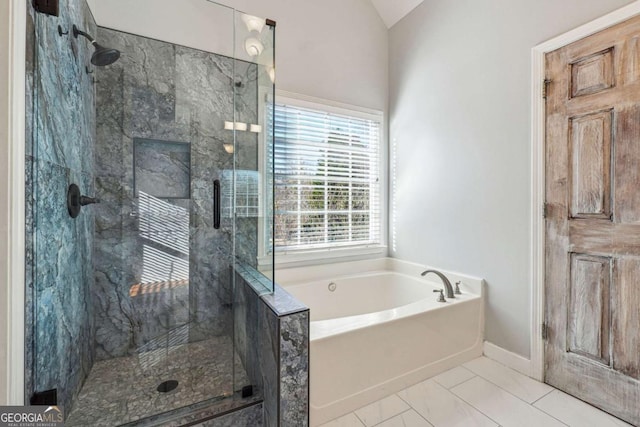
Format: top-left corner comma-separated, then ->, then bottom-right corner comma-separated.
214,179 -> 220,229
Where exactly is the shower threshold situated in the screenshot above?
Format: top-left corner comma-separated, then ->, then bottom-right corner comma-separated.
65,335 -> 251,426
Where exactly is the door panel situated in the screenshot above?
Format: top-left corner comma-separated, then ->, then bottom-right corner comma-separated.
545,15 -> 640,425
567,253 -> 611,365
570,48 -> 615,98
615,106 -> 640,223
569,109 -> 613,219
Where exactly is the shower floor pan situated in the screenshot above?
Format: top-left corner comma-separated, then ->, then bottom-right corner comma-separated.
66,335 -> 251,426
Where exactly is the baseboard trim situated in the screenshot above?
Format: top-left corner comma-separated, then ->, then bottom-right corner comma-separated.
483,341 -> 532,378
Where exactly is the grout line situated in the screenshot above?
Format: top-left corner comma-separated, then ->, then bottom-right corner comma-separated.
445,386 -> 503,427
369,408 -> 434,427
358,393 -> 412,426
531,388 -> 555,405
395,390 -> 412,409
395,391 -> 439,425
432,368 -> 477,389
469,358 -> 616,426
353,410 -> 367,427
458,367 -> 552,406
539,389 -> 635,426
528,398 -> 571,427
398,379 -> 500,427
540,412 -> 571,426
467,357 -> 533,382
441,374 -> 477,390
450,378 -> 570,427
411,408 -> 435,427
320,411 -> 366,427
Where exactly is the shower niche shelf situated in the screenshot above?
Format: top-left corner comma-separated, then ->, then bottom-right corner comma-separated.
133,138 -> 191,199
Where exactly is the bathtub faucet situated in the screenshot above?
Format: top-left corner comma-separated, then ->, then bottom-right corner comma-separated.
421,269 -> 455,299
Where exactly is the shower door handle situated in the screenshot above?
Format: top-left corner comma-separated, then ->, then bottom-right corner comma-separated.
214,179 -> 221,229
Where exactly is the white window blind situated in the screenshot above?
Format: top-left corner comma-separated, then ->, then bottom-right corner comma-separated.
272,101 -> 381,251
221,170 -> 260,218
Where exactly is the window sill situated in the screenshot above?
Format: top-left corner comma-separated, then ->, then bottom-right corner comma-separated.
258,245 -> 388,270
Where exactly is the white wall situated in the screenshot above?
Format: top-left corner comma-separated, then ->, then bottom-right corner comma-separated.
86,0 -> 388,112
1,0 -> 26,405
86,0 -> 238,60
219,0 -> 389,111
389,0 -> 634,357
0,0 -> 11,405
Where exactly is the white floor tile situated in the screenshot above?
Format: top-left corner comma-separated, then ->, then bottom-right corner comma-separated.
327,359 -> 630,427
432,366 -> 476,389
376,409 -> 433,427
319,413 -> 365,427
451,376 -> 565,427
354,394 -> 410,426
463,357 -> 553,403
534,390 -> 632,427
398,379 -> 497,427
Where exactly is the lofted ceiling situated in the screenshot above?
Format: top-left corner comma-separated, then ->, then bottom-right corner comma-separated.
369,0 -> 424,28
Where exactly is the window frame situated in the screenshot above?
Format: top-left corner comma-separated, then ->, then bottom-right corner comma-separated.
258,91 -> 387,268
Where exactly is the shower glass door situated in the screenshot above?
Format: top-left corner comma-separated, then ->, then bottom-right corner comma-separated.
231,10 -> 276,290
231,8 -> 277,398
27,0 -> 275,425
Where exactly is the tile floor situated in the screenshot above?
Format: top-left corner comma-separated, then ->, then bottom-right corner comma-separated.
66,335 -> 250,426
319,357 -> 632,427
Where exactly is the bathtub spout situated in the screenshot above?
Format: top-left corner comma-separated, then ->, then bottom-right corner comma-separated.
421,269 -> 455,299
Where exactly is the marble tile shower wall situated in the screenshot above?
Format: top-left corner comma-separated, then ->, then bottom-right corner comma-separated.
25,0 -> 97,413
24,4 -> 35,404
235,265 -> 310,427
93,27 -> 259,359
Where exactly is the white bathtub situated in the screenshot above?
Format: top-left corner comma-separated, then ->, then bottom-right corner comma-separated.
276,258 -> 484,426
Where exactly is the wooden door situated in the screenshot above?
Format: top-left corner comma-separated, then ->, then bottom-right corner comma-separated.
545,15 -> 640,426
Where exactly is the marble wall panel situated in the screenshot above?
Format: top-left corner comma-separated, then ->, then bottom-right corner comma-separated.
234,271 -> 274,425
280,311 -> 310,426
25,0 -> 97,414
233,61 -> 260,269
33,1 -> 96,173
261,302 -> 280,427
32,159 -> 96,414
174,45 -> 239,343
24,5 -> 36,395
232,270 -> 252,385
24,155 -> 34,404
94,27 -> 259,359
234,266 -> 310,427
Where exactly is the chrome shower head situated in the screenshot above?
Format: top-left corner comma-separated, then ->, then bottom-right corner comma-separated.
73,25 -> 120,66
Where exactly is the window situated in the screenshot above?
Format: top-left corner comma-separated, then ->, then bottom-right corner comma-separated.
271,98 -> 383,255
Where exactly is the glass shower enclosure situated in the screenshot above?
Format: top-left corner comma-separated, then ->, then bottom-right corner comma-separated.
25,0 -> 275,424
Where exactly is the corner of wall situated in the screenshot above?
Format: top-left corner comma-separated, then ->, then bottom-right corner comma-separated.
483,341 -> 532,378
